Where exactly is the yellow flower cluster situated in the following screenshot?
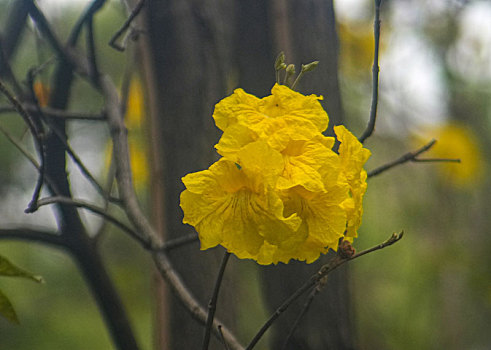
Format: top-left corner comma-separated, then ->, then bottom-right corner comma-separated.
180,84 -> 370,264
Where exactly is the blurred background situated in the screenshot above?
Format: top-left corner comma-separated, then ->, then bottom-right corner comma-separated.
0,0 -> 490,349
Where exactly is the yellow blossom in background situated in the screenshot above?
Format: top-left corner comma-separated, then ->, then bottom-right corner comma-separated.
337,21 -> 374,78
415,122 -> 484,188
125,78 -> 144,129
180,84 -> 370,264
105,78 -> 149,189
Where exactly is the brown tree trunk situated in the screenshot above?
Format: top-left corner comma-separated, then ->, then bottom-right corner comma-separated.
141,0 -> 352,349
141,1 -> 238,349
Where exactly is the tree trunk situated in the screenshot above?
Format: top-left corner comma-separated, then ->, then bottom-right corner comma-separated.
141,0 -> 352,348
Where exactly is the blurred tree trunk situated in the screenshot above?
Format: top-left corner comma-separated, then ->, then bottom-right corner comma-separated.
139,0 -> 353,349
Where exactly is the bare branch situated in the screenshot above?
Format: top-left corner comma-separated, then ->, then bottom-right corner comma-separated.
0,124 -> 39,169
0,105 -> 105,120
68,0 -> 106,47
109,0 -> 146,52
23,0 -> 70,63
24,70 -> 47,213
0,227 -> 64,247
218,325 -> 231,350
35,196 -> 149,248
99,74 -> 161,247
367,139 -> 460,178
0,78 -> 47,212
246,232 -> 404,350
157,233 -> 199,251
203,251 -> 232,350
359,0 -> 382,143
86,13 -> 100,82
45,121 -> 110,202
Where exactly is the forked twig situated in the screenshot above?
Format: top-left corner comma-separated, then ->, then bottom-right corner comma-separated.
246,232 -> 404,350
367,139 -> 460,178
109,0 -> 146,52
218,325 -> 231,350
35,196 -> 149,248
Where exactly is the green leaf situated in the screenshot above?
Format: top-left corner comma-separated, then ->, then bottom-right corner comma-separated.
0,254 -> 44,283
0,288 -> 19,324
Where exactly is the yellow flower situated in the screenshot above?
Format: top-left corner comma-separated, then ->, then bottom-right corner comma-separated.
181,85 -> 371,264
334,125 -> 371,239
180,142 -> 302,263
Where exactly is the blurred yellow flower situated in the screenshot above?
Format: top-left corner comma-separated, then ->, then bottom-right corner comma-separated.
337,21 -> 374,77
125,79 -> 144,129
417,122 -> 484,188
180,85 -> 370,264
105,78 -> 149,189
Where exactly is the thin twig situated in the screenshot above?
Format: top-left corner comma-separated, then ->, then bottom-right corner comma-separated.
35,196 -> 150,248
0,227 -> 65,247
25,70 -> 47,213
0,124 -> 39,166
157,233 -> 199,251
109,0 -> 146,52
359,0 -> 382,143
152,252 -> 245,350
45,121 -> 109,202
412,158 -> 461,163
0,78 -> 47,212
246,232 -> 404,350
0,80 -> 43,144
218,325 -> 231,350
203,251 -> 232,350
367,139 -> 460,178
0,123 -> 63,196
24,0 -> 70,63
0,105 -> 105,120
86,15 -> 100,83
67,0 -> 107,47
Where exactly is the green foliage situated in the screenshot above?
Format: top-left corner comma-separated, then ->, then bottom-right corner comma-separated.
0,288 -> 18,324
0,254 -> 43,323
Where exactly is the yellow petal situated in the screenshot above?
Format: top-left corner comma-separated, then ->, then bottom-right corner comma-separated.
334,125 -> 371,178
212,88 -> 263,131
260,84 -> 329,132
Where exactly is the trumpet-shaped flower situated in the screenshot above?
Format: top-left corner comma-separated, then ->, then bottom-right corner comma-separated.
181,84 -> 370,264
180,142 -> 302,263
